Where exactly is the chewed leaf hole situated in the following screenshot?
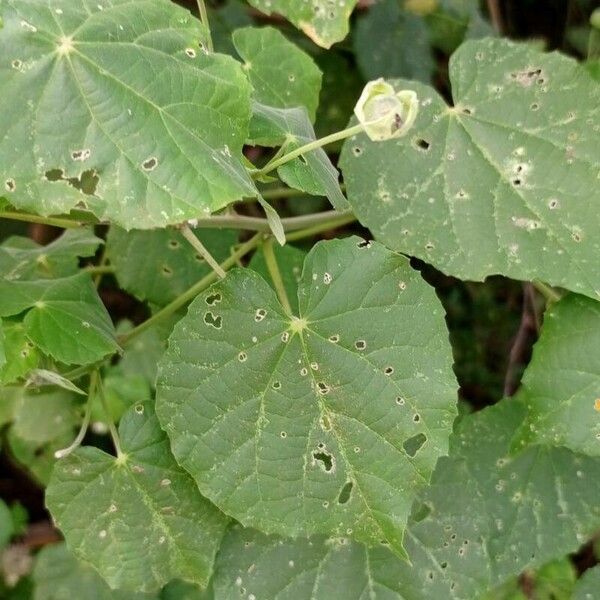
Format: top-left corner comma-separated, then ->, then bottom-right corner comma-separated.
414,138 -> 431,151
313,450 -> 334,473
44,168 -> 99,195
142,157 -> 158,171
204,311 -> 222,329
338,481 -> 354,504
205,292 -> 222,306
403,432 -> 427,457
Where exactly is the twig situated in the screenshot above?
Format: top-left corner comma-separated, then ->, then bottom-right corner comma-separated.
487,0 -> 504,34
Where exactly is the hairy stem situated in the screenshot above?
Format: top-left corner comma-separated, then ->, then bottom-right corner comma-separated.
255,123 -> 364,177
54,371 -> 98,459
187,209 -> 354,232
180,224 -> 226,278
0,211 -> 82,229
262,238 -> 292,314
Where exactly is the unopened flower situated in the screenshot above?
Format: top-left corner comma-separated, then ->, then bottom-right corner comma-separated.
354,79 -> 419,142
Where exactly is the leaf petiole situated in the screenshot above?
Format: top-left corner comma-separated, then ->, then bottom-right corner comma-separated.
180,224 -> 226,279
262,237 -> 293,315
54,370 -> 99,459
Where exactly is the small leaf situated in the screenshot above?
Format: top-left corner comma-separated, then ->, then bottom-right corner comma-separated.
0,229 -> 102,281
0,499 -> 13,551
46,401 -> 229,592
106,228 -> 238,307
0,273 -> 118,365
0,320 -> 39,385
233,26 -> 322,121
250,103 -> 349,210
340,38 -> 600,300
33,542 -> 155,600
156,236 -> 457,556
12,389 -> 80,445
0,0 -> 256,228
512,294 -> 600,456
246,0 -> 359,48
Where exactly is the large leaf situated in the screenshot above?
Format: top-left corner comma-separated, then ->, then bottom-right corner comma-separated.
232,26 -> 322,121
210,400 -> 600,599
250,103 -> 349,210
46,401 -> 229,592
512,294 -> 600,456
353,0 -> 435,83
0,273 -> 118,365
0,229 -> 102,281
156,236 -> 457,557
0,0 -> 256,228
246,0 -> 359,48
340,38 -> 600,300
106,227 -> 238,306
32,542 -> 156,600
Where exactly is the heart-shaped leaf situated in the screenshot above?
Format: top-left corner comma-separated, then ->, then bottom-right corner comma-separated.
156,236 -> 457,556
340,38 -> 600,300
46,401 -> 229,592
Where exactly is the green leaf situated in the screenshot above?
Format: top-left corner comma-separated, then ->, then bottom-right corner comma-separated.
354,0 -> 435,83
12,389 -> 80,444
106,228 -> 238,307
46,401 -> 229,593
0,273 -> 118,365
512,294 -> 600,456
250,103 -> 349,210
233,26 -> 322,121
156,236 -> 457,556
0,320 -> 39,384
0,229 -> 102,281
340,38 -> 600,300
7,428 -> 72,486
0,0 -> 256,228
0,386 -> 21,428
0,499 -> 13,550
573,566 -> 600,600
25,369 -> 86,395
160,579 -> 212,600
248,242 -> 306,314
32,542 -> 156,600
210,399 -> 600,599
257,195 -> 285,245
246,0 -> 359,48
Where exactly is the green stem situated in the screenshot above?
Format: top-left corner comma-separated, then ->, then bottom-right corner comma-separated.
262,238 -> 292,315
0,211 -> 81,229
180,224 -> 226,278
182,209 -> 355,233
255,123 -> 364,177
54,371 -> 98,459
532,280 -> 562,303
120,232 -> 265,345
120,210 -> 356,344
286,212 -> 357,242
85,264 -> 115,276
196,0 -> 213,52
98,377 -> 124,459
259,183 -> 347,201
62,363 -> 102,381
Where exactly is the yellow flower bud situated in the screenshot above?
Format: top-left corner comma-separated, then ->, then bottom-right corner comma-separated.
354,79 -> 419,142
